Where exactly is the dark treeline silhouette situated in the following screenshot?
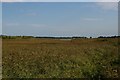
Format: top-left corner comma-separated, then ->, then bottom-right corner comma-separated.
36,36 -> 87,39
36,37 -> 72,39
98,36 -> 120,38
0,35 -> 33,39
0,35 -> 119,39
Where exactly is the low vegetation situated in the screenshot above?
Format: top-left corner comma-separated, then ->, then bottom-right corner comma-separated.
2,38 -> 120,79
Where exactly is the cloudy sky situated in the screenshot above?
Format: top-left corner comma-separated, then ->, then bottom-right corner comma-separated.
0,0 -> 119,2
0,3 -> 2,35
1,2 -> 118,37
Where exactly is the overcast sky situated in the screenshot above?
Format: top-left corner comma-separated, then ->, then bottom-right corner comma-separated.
2,2 -> 118,37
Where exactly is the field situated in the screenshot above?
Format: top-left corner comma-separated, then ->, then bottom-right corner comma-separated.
2,38 -> 120,78
0,39 -> 2,79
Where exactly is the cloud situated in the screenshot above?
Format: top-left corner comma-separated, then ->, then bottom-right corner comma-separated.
26,13 -> 37,16
4,23 -> 19,26
1,0 -> 23,2
96,2 -> 118,11
82,18 -> 102,21
95,0 -> 118,2
29,24 -> 46,27
4,23 -> 47,28
1,0 -> 119,2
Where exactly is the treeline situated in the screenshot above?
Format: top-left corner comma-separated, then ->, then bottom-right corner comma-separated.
0,35 -> 88,39
35,36 -> 87,39
0,35 -> 119,39
0,35 -> 33,39
35,36 -> 119,39
98,36 -> 120,38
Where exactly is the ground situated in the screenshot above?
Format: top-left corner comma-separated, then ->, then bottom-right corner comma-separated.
2,38 -> 120,78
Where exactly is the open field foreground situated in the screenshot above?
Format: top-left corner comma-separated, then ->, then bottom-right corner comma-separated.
0,39 -> 2,79
2,38 -> 120,78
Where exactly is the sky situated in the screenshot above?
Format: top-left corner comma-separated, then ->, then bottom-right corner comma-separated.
0,3 -> 1,35
2,2 -> 118,37
1,0 -> 119,2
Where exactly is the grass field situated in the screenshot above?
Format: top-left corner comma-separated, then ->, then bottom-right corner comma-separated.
2,38 -> 120,78
0,39 -> 2,79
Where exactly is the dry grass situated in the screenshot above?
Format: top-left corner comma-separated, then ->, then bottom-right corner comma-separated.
2,38 -> 119,78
